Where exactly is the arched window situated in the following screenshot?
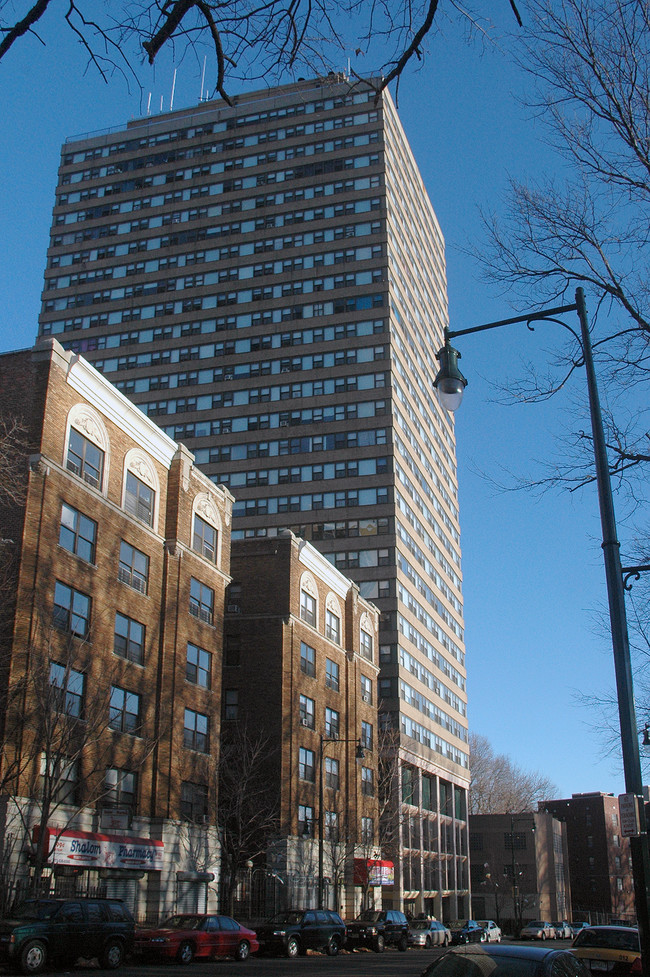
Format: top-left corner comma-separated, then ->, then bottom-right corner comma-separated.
299,572 -> 318,628
65,404 -> 109,493
123,450 -> 160,530
191,494 -> 222,565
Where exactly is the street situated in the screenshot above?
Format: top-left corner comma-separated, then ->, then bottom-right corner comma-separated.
30,939 -> 572,977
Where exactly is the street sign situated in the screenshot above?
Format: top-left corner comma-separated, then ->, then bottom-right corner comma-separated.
619,793 -> 641,836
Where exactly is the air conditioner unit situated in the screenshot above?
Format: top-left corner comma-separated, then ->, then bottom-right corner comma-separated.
301,718 -> 311,727
226,603 -> 241,613
224,373 -> 234,380
362,692 -> 370,703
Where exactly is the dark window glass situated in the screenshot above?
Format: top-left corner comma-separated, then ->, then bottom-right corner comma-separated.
184,708 -> 209,752
66,428 -> 104,489
192,513 -> 217,561
114,613 -> 145,664
59,503 -> 97,563
49,661 -> 84,717
109,685 -> 141,734
186,642 -> 211,688
118,540 -> 149,593
125,470 -> 154,526
53,581 -> 91,638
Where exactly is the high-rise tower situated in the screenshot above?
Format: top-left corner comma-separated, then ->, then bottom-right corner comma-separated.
40,75 -> 469,918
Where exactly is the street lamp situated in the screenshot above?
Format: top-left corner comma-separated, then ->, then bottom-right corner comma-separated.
433,287 -> 650,972
318,735 -> 366,910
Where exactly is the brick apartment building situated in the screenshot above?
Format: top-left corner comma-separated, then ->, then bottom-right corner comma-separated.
0,338 -> 233,920
469,813 -> 571,931
223,532 -> 381,918
541,793 -> 635,924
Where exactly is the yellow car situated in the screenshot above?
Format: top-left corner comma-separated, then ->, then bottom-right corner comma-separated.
570,925 -> 641,974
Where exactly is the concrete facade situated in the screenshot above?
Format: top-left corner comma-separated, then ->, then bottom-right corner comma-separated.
469,812 -> 571,931
0,339 -> 233,921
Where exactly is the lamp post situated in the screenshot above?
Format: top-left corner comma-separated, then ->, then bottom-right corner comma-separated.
433,287 -> 650,972
318,735 -> 366,910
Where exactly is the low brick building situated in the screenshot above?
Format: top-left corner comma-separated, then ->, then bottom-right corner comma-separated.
224,532 -> 381,918
0,339 -> 233,920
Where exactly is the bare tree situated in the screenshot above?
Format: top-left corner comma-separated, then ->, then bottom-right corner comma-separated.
217,724 -> 279,915
0,1 -> 523,101
477,0 -> 650,491
469,733 -> 556,814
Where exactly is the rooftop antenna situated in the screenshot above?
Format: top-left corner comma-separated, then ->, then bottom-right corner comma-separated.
170,68 -> 177,112
160,95 -> 164,113
200,56 -> 206,101
146,92 -> 152,115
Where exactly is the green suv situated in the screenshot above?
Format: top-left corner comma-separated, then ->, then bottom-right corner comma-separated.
0,897 -> 134,974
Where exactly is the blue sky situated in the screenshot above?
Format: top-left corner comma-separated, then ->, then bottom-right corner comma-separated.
1,4 -> 642,800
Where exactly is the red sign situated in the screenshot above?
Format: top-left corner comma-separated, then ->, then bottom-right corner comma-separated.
353,858 -> 394,885
35,827 -> 164,871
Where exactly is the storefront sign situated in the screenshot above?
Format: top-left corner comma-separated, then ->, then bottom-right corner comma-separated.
353,858 -> 394,885
37,827 -> 164,871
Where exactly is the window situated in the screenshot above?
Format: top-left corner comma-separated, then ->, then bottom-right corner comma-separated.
325,658 -> 339,691
104,768 -> 137,811
109,686 -> 141,734
186,642 -> 211,688
53,581 -> 91,638
66,427 -> 104,489
49,661 -> 84,718
362,766 -> 374,796
299,804 -> 314,836
114,612 -> 145,664
360,628 -> 373,661
325,608 -> 340,644
325,756 -> 339,790
190,577 -> 214,624
300,694 -> 315,728
325,810 -> 339,841
300,641 -> 316,677
192,513 -> 217,562
40,754 -> 78,805
299,747 -> 315,782
325,707 -> 339,738
118,540 -> 149,594
181,781 -> 209,822
300,589 -> 316,626
224,689 -> 238,720
184,708 -> 209,752
59,503 -> 96,563
361,675 -> 372,704
402,766 -> 415,804
125,470 -> 155,526
224,634 -> 240,666
361,816 -> 374,845
361,720 -> 373,750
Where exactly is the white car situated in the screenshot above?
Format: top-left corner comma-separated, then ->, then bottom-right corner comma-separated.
477,920 -> 502,943
553,921 -> 571,940
520,920 -> 556,940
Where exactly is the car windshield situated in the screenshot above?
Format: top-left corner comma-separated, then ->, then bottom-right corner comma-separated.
267,912 -> 304,925
423,952 -> 541,976
412,921 -> 430,930
525,922 -> 544,928
574,929 -> 639,952
162,916 -> 203,930
12,901 -> 63,920
355,910 -> 381,922
450,920 -> 469,928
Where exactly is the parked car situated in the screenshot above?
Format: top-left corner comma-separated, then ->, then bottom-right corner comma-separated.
345,909 -> 409,952
255,909 -> 345,957
570,924 -> 641,974
133,913 -> 258,963
570,921 -> 589,938
478,919 -> 502,943
408,918 -> 451,947
553,921 -> 572,940
520,920 -> 556,941
0,897 -> 134,975
419,943 -> 590,976
448,920 -> 486,944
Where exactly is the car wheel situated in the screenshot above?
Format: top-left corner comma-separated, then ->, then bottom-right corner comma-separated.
101,938 -> 125,970
374,934 -> 385,953
541,933 -> 546,941
235,940 -> 250,961
286,936 -> 300,958
177,941 -> 195,965
19,941 -> 47,976
398,935 -> 408,952
425,936 -> 432,948
326,936 -> 340,957
443,935 -> 450,946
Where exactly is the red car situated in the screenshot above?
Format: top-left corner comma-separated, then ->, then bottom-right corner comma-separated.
134,913 -> 258,963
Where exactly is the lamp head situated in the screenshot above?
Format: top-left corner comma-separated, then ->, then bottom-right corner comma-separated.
434,340 -> 467,412
643,724 -> 650,747
355,742 -> 366,761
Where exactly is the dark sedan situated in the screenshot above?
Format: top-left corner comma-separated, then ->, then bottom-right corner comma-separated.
420,943 -> 591,976
255,909 -> 345,957
448,920 -> 486,945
